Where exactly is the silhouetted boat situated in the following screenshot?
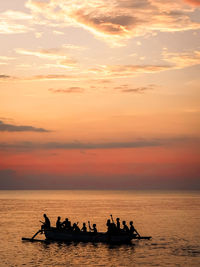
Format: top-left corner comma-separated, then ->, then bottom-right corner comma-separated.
43,227 -> 151,244
22,216 -> 152,244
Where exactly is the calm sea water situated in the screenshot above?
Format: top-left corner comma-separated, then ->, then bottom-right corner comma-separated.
0,190 -> 200,266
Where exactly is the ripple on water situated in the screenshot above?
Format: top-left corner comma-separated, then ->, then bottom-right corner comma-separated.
1,190 -> 200,266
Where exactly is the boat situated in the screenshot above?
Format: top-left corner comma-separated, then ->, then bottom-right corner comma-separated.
22,227 -> 151,244
22,216 -> 152,244
44,227 -> 134,243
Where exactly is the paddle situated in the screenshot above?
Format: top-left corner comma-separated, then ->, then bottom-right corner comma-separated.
130,223 -> 152,239
135,229 -> 141,237
110,214 -> 114,224
22,229 -> 42,241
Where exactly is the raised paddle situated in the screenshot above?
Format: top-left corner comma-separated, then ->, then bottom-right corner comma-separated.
110,214 -> 114,223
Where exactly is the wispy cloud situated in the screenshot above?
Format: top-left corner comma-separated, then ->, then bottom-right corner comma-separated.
89,64 -> 171,77
0,75 -> 15,80
0,74 -> 80,82
49,87 -> 84,93
0,10 -> 33,34
0,56 -> 15,61
0,120 -> 50,132
53,30 -> 64,35
89,49 -> 200,77
0,136 -> 196,151
114,84 -> 155,93
16,48 -> 77,68
16,48 -> 65,60
62,44 -> 86,51
1,49 -> 200,83
25,0 -> 200,44
30,74 -> 77,81
163,49 -> 200,69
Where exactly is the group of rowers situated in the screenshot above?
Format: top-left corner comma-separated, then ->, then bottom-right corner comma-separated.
41,214 -> 140,237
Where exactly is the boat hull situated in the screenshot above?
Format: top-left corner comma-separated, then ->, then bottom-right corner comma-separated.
44,228 -> 133,244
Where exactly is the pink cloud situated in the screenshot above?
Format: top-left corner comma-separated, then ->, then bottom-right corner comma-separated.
26,0 -> 200,43
184,0 -> 200,6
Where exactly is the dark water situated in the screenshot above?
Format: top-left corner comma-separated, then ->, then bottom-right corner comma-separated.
0,190 -> 200,266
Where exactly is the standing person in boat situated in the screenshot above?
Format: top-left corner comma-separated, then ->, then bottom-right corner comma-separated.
122,220 -> 129,233
88,221 -> 97,234
56,216 -> 62,230
41,214 -> 51,231
106,219 -> 115,234
43,214 -> 51,228
81,222 -> 87,232
110,215 -> 118,232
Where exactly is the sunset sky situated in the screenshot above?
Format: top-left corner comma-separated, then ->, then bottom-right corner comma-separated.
0,0 -> 200,189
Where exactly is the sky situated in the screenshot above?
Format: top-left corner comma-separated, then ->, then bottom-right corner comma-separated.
0,0 -> 200,189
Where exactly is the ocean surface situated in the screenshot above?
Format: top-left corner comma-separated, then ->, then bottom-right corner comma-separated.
0,190 -> 200,267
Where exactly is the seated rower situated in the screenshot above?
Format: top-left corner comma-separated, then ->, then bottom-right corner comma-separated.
56,216 -> 62,230
81,222 -> 87,232
122,221 -> 129,233
116,218 -> 121,231
67,221 -> 72,230
129,221 -> 140,237
72,223 -> 80,232
88,221 -> 97,234
61,218 -> 70,230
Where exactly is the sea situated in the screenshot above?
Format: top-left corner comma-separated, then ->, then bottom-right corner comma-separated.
0,190 -> 200,267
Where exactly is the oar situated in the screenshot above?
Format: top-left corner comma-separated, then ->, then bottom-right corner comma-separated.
31,230 -> 42,239
130,223 -> 152,239
134,227 -> 141,237
22,229 -> 42,241
110,214 -> 114,223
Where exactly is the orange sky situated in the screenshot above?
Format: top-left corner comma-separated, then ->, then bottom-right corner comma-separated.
0,0 -> 200,189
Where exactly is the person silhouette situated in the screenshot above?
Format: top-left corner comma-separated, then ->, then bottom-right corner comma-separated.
88,221 -> 97,234
61,218 -> 70,229
72,223 -> 80,232
106,219 -> 112,233
56,216 -> 62,230
43,214 -> 50,228
81,222 -> 87,232
122,221 -> 129,233
129,221 -> 140,237
116,218 -> 121,231
41,214 -> 51,232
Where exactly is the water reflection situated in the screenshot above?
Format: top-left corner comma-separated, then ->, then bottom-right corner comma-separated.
0,190 -> 200,266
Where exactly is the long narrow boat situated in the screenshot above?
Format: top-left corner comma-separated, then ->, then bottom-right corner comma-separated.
43,227 -> 151,244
